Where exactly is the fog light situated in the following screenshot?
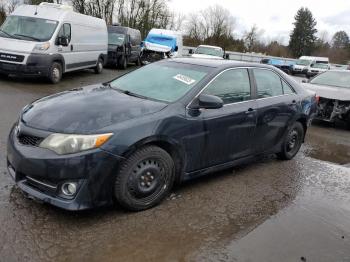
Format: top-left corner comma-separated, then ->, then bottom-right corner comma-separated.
61,182 -> 77,196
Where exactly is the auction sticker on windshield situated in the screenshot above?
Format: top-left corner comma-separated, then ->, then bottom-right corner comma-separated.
173,74 -> 196,85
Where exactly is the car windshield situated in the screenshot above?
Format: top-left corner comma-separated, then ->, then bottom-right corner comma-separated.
312,63 -> 328,69
310,71 -> 350,89
108,33 -> 125,45
110,62 -> 210,102
0,16 -> 58,42
195,46 -> 223,57
296,59 -> 311,66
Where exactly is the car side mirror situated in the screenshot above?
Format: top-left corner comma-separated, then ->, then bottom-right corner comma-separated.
225,53 -> 230,59
188,49 -> 194,55
174,46 -> 178,52
191,94 -> 223,109
58,36 -> 69,46
302,79 -> 308,83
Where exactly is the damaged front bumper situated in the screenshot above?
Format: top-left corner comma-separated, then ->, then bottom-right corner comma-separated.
316,97 -> 350,123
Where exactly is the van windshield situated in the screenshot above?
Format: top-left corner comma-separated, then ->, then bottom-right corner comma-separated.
0,16 -> 58,42
108,33 -> 125,45
296,59 -> 311,66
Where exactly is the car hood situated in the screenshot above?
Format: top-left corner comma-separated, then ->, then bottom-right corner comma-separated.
302,83 -> 350,101
21,85 -> 167,134
191,54 -> 224,60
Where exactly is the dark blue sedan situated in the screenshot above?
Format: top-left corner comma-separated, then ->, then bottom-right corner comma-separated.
7,58 -> 317,211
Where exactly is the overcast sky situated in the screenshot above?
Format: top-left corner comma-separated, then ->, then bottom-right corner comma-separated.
169,0 -> 350,44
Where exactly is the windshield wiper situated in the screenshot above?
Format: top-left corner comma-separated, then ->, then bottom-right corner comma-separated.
113,87 -> 148,99
14,34 -> 41,41
0,29 -> 16,39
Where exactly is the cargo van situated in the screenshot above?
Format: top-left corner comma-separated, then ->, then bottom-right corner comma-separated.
0,3 -> 108,83
291,56 -> 329,76
107,25 -> 142,69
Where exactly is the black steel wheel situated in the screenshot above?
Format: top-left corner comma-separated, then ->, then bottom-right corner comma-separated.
114,146 -> 175,211
277,122 -> 304,160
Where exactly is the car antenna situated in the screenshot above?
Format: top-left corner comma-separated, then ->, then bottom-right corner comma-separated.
34,5 -> 38,15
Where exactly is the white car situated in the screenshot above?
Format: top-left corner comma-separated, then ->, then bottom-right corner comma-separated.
0,2 -> 108,83
291,56 -> 329,76
306,63 -> 330,78
190,45 -> 224,60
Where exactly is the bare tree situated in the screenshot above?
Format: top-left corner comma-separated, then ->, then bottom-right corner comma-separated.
244,25 -> 262,52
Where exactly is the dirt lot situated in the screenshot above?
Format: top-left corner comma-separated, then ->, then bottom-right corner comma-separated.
0,69 -> 349,262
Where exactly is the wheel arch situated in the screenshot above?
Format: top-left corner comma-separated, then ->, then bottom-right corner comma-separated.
295,116 -> 308,142
121,136 -> 186,184
50,54 -> 66,73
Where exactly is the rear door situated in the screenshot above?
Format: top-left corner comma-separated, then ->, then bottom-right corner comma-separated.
195,68 -> 258,168
251,68 -> 299,153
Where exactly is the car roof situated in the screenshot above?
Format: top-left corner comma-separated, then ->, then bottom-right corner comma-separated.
168,57 -> 273,70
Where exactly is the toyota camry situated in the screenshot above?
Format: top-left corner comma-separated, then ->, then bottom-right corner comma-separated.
7,58 -> 317,211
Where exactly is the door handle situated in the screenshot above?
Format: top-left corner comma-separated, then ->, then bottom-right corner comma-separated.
245,108 -> 256,114
70,45 -> 73,51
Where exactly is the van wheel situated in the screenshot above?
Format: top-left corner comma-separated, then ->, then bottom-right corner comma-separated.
277,122 -> 304,160
48,62 -> 62,84
135,56 -> 141,66
114,146 -> 175,211
118,56 -> 127,70
94,58 -> 103,74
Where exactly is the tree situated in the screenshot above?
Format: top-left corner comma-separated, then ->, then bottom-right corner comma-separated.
332,31 -> 349,49
185,5 -> 235,49
244,25 -> 262,52
289,7 -> 317,57
0,4 -> 6,25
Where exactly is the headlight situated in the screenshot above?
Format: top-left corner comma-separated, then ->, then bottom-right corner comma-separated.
39,133 -> 113,155
33,42 -> 50,51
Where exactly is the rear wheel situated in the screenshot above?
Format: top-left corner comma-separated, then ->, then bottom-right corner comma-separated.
114,146 -> 175,211
94,58 -> 103,74
48,62 -> 62,84
277,122 -> 304,160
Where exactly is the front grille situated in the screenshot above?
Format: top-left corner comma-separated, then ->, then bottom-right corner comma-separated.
0,52 -> 24,62
18,134 -> 43,147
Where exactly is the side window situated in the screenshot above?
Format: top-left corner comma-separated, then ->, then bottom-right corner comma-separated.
202,69 -> 251,104
253,69 -> 283,98
282,80 -> 295,95
57,23 -> 71,43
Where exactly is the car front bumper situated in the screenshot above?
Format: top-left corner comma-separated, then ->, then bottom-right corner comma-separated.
7,124 -> 124,210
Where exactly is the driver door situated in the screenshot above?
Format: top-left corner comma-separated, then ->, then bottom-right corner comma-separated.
189,68 -> 258,170
56,23 -> 73,71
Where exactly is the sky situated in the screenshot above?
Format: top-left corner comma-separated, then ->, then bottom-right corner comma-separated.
168,0 -> 350,45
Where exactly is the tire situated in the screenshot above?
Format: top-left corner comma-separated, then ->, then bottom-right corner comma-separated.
94,58 -> 103,74
114,146 -> 175,211
135,56 -> 141,66
48,62 -> 62,84
277,122 -> 304,160
118,56 -> 127,70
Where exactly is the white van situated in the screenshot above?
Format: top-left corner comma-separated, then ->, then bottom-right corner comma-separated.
0,3 -> 108,83
291,56 -> 329,76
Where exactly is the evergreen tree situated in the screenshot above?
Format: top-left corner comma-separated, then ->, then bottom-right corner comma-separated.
332,31 -> 349,49
289,7 -> 317,57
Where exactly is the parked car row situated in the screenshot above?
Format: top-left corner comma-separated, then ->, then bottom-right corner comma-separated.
0,2 -> 184,83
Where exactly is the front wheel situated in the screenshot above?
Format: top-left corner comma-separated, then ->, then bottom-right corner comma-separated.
277,122 -> 304,160
94,58 -> 103,74
48,62 -> 62,84
114,146 -> 175,211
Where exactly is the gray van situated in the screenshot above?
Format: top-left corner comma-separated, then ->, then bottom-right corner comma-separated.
107,25 -> 142,69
